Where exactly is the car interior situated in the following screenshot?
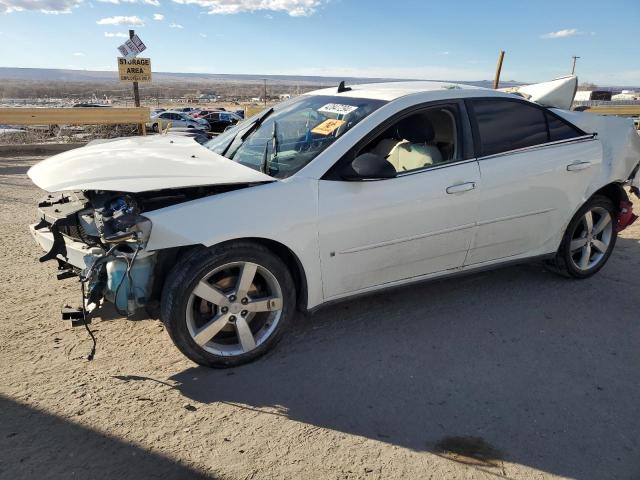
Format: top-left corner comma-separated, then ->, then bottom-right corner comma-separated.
365,107 -> 458,173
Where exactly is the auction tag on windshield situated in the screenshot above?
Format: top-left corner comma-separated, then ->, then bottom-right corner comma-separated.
318,103 -> 358,116
311,119 -> 346,135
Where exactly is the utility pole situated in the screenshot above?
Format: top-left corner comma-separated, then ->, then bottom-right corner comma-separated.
130,29 -> 141,107
493,50 -> 505,89
263,79 -> 267,107
571,56 -> 580,75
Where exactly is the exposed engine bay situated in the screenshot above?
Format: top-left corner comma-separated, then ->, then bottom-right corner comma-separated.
32,184 -> 253,318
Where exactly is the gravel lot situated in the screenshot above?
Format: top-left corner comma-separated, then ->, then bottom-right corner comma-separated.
1,154 -> 639,480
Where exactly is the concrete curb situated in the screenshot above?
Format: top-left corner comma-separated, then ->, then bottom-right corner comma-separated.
0,143 -> 86,157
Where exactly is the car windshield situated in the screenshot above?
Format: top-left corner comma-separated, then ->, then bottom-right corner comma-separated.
204,95 -> 387,178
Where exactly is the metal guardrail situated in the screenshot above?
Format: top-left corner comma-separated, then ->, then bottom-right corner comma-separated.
0,107 -> 150,134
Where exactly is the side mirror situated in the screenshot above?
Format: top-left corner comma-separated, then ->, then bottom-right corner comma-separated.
341,153 -> 396,180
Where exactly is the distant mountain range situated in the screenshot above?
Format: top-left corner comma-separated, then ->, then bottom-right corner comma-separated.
0,67 -> 520,88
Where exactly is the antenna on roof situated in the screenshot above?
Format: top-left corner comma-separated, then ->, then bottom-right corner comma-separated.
337,81 -> 351,93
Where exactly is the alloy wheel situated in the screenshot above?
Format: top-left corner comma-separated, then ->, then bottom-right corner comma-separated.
568,206 -> 613,272
185,262 -> 283,356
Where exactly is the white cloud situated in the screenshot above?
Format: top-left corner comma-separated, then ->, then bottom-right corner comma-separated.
72,52 -> 85,56
96,0 -> 159,4
169,21 -> 183,27
438,51 -> 450,55
541,28 -> 579,39
171,0 -> 324,16
97,15 -> 144,25
153,12 -> 164,19
0,0 -> 83,14
104,31 -> 128,37
199,32 -> 207,37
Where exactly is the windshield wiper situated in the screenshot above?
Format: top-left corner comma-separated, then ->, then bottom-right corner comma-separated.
261,120 -> 279,175
221,107 -> 274,158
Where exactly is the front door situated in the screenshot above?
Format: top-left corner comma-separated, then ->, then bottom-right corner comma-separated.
317,103 -> 481,300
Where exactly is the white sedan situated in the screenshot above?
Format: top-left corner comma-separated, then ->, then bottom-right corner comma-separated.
28,81 -> 640,367
149,111 -> 209,132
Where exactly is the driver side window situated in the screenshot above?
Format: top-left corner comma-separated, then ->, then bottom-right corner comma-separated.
360,104 -> 460,175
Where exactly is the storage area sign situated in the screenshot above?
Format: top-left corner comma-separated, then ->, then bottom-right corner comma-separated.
117,57 -> 152,83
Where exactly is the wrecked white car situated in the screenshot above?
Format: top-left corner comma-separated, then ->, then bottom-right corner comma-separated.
28,81 -> 640,367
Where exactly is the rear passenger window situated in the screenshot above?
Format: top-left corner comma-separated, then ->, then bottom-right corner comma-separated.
546,112 -> 583,142
470,99 -> 549,156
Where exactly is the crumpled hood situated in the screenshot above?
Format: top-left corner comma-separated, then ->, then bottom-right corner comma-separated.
27,135 -> 274,193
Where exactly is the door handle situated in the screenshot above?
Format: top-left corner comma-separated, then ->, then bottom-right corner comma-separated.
446,182 -> 476,194
567,161 -> 592,172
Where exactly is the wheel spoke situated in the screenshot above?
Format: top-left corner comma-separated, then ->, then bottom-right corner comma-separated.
236,263 -> 257,299
583,210 -> 594,232
593,214 -> 611,235
193,281 -> 228,306
193,313 -> 230,346
592,239 -> 608,253
245,296 -> 283,312
570,237 -> 588,251
235,317 -> 256,352
579,244 -> 592,269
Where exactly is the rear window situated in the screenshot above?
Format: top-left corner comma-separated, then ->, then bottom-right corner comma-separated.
470,99 -> 548,156
469,99 -> 584,157
546,112 -> 583,142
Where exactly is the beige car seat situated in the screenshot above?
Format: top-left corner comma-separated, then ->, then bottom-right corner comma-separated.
372,116 -> 442,172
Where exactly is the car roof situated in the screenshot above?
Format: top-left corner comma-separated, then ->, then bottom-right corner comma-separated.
306,80 -> 510,101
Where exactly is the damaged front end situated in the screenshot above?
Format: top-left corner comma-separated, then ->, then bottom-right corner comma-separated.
31,190 -> 155,318
31,183 -> 257,322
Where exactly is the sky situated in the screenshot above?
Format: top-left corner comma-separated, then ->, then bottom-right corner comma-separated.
0,0 -> 639,85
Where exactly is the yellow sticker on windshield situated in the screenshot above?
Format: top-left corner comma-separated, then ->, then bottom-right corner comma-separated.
311,119 -> 346,136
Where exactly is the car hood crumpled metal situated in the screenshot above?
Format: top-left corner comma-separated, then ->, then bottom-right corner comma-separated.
27,135 -> 274,193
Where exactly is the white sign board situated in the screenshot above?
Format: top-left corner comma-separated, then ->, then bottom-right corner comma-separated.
117,34 -> 147,58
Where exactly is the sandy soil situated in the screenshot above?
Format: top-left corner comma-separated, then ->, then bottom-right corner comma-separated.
1,154 -> 639,480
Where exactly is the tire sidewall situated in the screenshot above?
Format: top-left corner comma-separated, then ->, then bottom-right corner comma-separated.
162,243 -> 296,368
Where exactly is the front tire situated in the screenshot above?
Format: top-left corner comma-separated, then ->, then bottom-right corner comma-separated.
550,195 -> 617,279
161,242 -> 296,368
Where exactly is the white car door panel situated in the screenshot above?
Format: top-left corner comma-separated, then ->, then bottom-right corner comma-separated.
467,138 -> 602,265
318,161 -> 481,299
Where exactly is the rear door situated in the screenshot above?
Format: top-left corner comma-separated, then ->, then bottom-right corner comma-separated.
465,98 -> 602,265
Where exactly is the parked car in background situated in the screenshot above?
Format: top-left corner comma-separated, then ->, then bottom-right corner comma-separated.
26,80 -> 640,368
73,103 -> 111,108
151,108 -> 166,116
172,107 -> 199,115
201,111 -> 243,133
149,111 -> 209,132
191,109 -> 224,119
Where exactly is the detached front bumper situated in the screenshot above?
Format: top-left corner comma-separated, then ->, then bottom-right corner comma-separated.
30,223 -> 104,270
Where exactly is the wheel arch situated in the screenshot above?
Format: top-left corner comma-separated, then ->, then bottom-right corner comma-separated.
237,237 -> 309,312
153,237 -> 309,313
590,181 -> 629,210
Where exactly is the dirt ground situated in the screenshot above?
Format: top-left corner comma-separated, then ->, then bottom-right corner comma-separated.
1,154 -> 639,480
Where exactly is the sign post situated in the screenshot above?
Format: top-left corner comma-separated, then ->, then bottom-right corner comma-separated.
130,30 -> 141,109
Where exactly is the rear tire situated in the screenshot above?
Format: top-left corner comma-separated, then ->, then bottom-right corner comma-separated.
161,242 -> 296,368
548,195 -> 617,279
